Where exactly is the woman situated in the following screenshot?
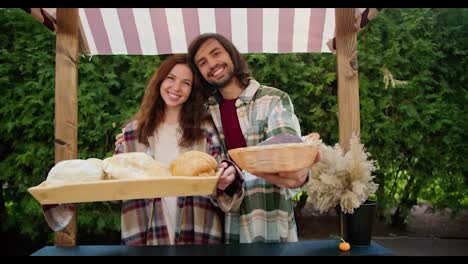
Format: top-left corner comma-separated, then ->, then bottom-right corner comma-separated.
43,54 -> 238,245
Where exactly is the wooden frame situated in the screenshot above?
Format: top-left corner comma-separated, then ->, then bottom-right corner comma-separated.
335,8 -> 360,151
49,8 -> 361,246
53,8 -> 79,246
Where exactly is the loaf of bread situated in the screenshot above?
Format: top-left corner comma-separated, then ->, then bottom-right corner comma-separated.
103,152 -> 172,180
170,150 -> 218,176
46,158 -> 107,185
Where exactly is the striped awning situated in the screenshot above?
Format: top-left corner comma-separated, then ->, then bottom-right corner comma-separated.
23,8 -> 380,55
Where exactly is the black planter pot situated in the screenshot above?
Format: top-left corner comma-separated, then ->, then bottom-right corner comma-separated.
339,200 -> 377,246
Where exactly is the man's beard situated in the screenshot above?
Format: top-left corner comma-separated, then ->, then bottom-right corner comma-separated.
207,70 -> 235,90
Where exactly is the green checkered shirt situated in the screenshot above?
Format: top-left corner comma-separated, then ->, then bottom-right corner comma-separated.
207,79 -> 302,243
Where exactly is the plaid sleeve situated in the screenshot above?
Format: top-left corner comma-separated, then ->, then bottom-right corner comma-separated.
202,122 -> 245,212
115,120 -> 139,154
203,122 -> 224,163
266,93 -> 302,138
42,204 -> 76,232
265,91 -> 304,198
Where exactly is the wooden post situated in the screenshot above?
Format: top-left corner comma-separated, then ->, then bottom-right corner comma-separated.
54,8 -> 79,246
78,18 -> 90,55
335,8 -> 360,152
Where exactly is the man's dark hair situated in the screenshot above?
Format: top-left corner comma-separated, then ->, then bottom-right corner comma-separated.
187,33 -> 251,97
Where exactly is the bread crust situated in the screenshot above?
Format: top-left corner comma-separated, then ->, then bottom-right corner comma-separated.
170,150 -> 217,176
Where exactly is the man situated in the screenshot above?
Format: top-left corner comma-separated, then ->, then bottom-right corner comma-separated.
186,33 -> 319,243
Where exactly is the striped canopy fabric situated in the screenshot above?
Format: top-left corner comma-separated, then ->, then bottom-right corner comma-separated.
23,8 -> 380,55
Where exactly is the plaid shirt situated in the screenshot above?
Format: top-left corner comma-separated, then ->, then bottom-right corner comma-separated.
43,119 -> 237,245
207,79 -> 302,243
116,120 -> 228,245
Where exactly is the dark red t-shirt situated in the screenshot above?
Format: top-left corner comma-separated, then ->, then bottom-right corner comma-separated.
220,99 -> 247,150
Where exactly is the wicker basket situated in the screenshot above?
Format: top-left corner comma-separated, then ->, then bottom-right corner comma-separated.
228,143 -> 319,174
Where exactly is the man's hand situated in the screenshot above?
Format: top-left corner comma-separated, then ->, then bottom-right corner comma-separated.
255,152 -> 320,188
255,140 -> 321,188
306,132 -> 321,165
216,162 -> 236,191
256,167 -> 310,189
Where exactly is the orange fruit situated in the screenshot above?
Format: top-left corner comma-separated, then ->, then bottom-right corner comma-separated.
339,241 -> 351,252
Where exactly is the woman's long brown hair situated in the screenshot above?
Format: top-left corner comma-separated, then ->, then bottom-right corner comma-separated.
134,54 -> 208,147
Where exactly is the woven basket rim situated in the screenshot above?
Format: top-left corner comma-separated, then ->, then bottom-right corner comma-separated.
227,142 -> 319,173
228,142 -> 317,154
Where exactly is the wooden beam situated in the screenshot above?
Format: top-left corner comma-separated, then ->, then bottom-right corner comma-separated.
335,8 -> 360,152
78,16 -> 90,55
54,8 -> 79,247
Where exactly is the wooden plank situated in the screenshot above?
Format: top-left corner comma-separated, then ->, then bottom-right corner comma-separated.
54,8 -> 79,247
28,176 -> 219,205
335,8 -> 360,152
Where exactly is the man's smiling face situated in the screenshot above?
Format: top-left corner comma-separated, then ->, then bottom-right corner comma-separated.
194,38 -> 235,89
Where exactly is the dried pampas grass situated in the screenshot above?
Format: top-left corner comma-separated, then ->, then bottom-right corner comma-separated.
304,134 -> 379,214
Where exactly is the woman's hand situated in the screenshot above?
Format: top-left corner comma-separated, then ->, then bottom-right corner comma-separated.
115,131 -> 124,148
216,162 -> 236,191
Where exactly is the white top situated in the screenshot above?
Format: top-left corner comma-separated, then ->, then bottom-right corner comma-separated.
151,122 -> 181,244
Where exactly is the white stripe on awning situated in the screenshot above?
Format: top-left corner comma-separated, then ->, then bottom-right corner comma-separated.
231,8 -> 248,54
165,8 -> 187,54
100,8 -> 127,54
292,8 -> 310,53
133,8 -> 158,55
262,8 -> 279,53
198,8 -> 216,34
321,8 -> 336,53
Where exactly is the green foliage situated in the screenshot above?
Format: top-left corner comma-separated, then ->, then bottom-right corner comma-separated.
0,8 -> 466,247
357,8 -> 468,220
0,9 -> 159,245
0,9 -> 56,239
246,52 -> 339,145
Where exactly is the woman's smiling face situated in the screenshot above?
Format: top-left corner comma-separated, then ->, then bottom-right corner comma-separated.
160,63 -> 193,110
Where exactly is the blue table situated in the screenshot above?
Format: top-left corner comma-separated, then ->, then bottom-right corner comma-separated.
31,240 -> 394,256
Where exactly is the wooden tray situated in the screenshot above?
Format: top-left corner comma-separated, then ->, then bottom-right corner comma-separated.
28,176 -> 218,205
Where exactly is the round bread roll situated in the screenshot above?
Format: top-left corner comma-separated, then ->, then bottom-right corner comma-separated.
46,159 -> 106,185
103,152 -> 172,180
170,150 -> 218,176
